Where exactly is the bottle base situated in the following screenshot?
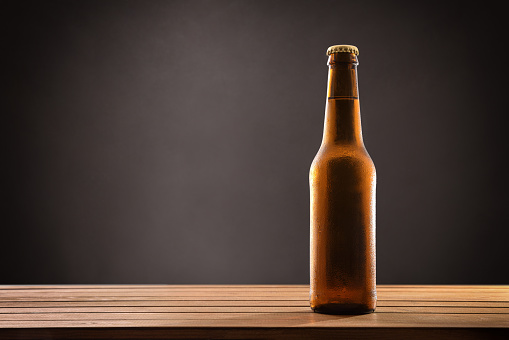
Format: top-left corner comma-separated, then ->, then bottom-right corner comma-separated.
311,303 -> 375,315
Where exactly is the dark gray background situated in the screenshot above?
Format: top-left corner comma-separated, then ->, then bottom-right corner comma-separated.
4,0 -> 508,284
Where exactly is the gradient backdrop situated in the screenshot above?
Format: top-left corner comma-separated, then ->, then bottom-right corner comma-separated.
4,0 -> 508,284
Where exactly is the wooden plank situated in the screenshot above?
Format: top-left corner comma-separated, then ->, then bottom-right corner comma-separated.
1,288 -> 507,295
377,293 -> 509,302
0,288 -> 310,293
0,312 -> 508,327
0,300 -> 309,307
2,286 -> 508,300
1,294 -> 507,303
0,306 -> 314,314
0,285 -> 308,290
0,290 -> 271,296
380,300 -> 509,307
380,285 -> 509,289
0,291 -> 307,297
0,306 -> 508,314
3,297 -> 505,303
1,296 -> 507,303
0,296 -> 308,302
1,293 -> 508,302
1,285 -> 507,292
0,284 -> 506,289
1,286 -> 507,306
0,300 -> 508,308
1,285 -> 505,291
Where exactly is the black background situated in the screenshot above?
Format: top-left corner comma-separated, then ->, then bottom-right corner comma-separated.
4,0 -> 508,284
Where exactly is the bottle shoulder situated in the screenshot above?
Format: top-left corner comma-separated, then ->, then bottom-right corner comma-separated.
310,144 -> 376,174
312,143 -> 373,162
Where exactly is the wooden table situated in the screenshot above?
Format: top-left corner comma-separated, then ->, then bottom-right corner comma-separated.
0,285 -> 508,339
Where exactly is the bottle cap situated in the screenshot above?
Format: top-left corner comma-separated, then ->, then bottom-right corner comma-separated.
326,45 -> 359,56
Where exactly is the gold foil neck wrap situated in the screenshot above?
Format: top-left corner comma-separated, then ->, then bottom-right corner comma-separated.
326,45 -> 359,56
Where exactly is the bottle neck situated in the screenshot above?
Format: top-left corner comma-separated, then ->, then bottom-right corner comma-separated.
322,53 -> 364,147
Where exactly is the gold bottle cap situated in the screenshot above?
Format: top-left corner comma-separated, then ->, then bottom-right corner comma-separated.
326,45 -> 359,56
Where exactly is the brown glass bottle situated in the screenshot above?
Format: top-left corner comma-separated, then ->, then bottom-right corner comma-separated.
309,45 -> 376,314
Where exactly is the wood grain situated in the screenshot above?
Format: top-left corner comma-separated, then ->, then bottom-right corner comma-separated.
0,285 -> 507,339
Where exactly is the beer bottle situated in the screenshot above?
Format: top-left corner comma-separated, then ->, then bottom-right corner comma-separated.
309,45 -> 376,314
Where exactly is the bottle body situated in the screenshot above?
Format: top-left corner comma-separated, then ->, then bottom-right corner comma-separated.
310,47 -> 376,314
